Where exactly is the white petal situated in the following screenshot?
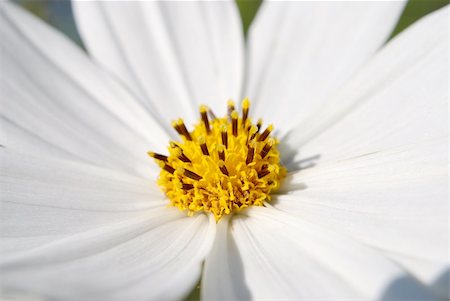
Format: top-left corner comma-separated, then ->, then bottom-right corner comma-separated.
1,209 -> 215,301
1,146 -> 216,300
209,206 -> 435,300
245,1 -> 405,133
273,11 -> 449,297
73,1 -> 244,123
275,139 -> 448,298
281,5 -> 449,167
201,216 -> 250,301
0,2 -> 169,177
0,148 -> 164,254
252,10 -> 449,298
0,116 -> 75,161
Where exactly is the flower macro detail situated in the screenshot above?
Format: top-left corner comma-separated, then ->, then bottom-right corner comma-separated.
1,1 -> 448,300
149,99 -> 286,221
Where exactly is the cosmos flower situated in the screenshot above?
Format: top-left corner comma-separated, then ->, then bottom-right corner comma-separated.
1,1 -> 448,301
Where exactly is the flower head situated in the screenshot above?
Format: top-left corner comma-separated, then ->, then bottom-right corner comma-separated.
0,1 -> 448,301
150,99 -> 285,220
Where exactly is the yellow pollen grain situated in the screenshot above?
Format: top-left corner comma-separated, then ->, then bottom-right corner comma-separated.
199,105 -> 208,113
150,98 -> 286,221
242,97 -> 250,109
220,124 -> 228,132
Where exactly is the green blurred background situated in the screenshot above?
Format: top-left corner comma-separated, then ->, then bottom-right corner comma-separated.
14,0 -> 449,300
16,0 -> 449,47
236,0 -> 449,37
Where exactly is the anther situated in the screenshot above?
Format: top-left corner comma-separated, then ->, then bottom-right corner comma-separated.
177,119 -> 192,141
256,118 -> 263,132
171,120 -> 183,136
218,161 -> 229,176
248,125 -> 258,142
200,105 -> 211,134
182,183 -> 194,190
227,100 -> 235,117
242,98 -> 250,125
198,136 -> 209,156
148,151 -> 168,162
173,147 -> 191,163
170,141 -> 180,149
179,153 -> 191,163
246,141 -> 256,165
181,168 -> 203,181
258,124 -> 273,142
231,111 -> 239,137
160,162 -> 175,174
151,98 -> 285,221
258,165 -> 274,178
260,138 -> 275,159
221,124 -> 228,148
217,144 -> 226,161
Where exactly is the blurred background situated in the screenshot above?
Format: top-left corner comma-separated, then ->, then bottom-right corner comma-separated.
15,0 -> 450,48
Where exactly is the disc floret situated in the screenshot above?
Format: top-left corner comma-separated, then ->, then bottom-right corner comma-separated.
149,98 -> 286,221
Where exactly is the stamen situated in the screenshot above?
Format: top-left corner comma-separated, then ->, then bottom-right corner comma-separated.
260,138 -> 275,159
172,120 -> 183,136
148,151 -> 168,162
170,141 -> 180,149
256,118 -> 263,132
258,124 -> 273,142
227,100 -> 235,117
219,161 -> 229,176
200,105 -> 211,134
177,119 -> 192,141
258,165 -> 274,178
173,147 -> 191,163
242,98 -> 250,125
231,111 -> 238,137
248,125 -> 258,142
246,141 -> 256,164
198,136 -> 209,156
181,168 -> 203,181
217,144 -> 226,161
221,125 -> 228,148
160,162 -> 175,174
150,98 -> 285,221
182,183 -> 194,190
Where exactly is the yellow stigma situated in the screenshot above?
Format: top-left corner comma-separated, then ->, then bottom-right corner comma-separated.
149,99 -> 286,221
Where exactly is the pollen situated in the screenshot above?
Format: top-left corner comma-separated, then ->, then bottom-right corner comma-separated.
148,98 -> 286,221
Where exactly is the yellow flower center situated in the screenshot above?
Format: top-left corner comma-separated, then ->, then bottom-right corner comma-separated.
148,99 -> 286,221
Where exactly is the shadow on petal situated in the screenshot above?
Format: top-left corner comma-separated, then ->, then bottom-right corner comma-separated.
278,133 -> 321,172
380,268 -> 449,301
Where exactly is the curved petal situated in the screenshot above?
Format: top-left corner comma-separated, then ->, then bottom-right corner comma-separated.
245,1 -> 406,133
206,206 -> 435,300
0,116 -> 76,161
73,1 -> 244,124
201,216 -> 251,301
0,2 -> 169,178
275,139 -> 448,298
0,148 -> 216,301
281,5 -> 449,167
0,148 -> 164,254
273,7 -> 449,299
1,211 -> 215,301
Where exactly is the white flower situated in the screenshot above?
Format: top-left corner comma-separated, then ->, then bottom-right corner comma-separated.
0,1 -> 448,301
